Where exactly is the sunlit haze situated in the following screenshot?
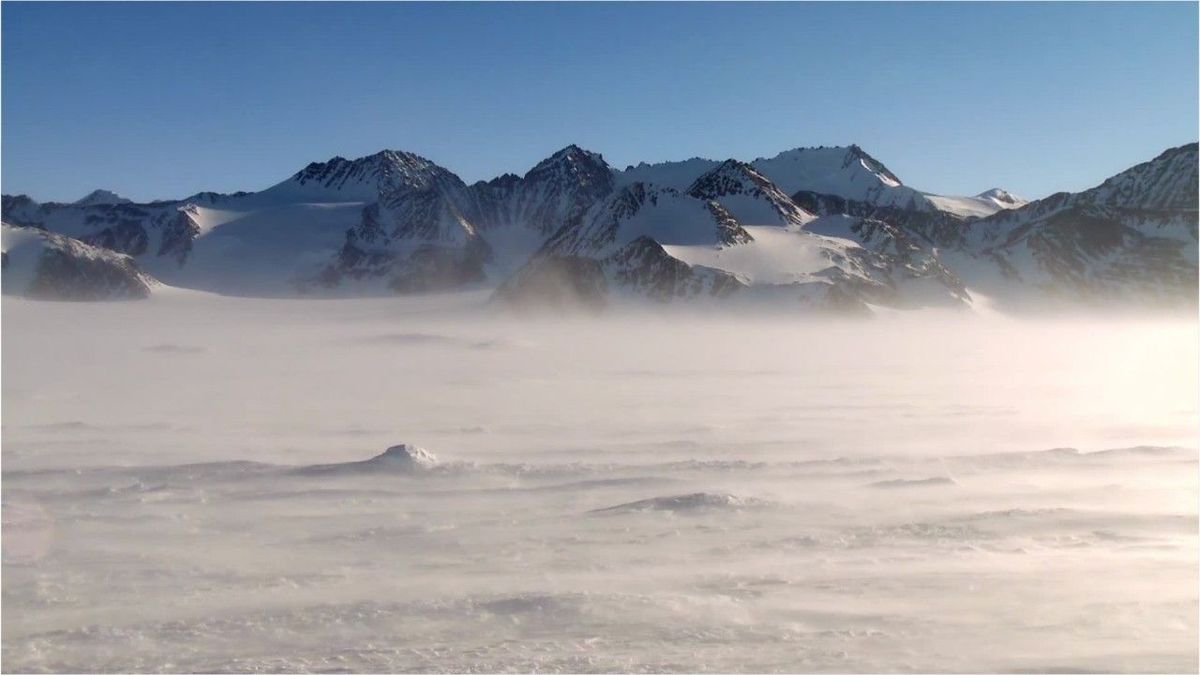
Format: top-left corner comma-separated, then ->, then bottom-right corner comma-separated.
2,2 -> 1197,673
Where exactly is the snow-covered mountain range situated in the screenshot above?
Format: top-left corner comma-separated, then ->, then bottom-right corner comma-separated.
3,142 -> 1195,310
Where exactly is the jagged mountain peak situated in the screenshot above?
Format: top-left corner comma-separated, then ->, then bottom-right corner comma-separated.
687,159 -> 772,193
525,144 -> 612,181
551,143 -> 602,160
268,148 -> 467,204
294,149 -> 452,186
479,173 -> 522,190
687,158 -> 783,198
715,157 -> 755,170
506,145 -> 616,234
687,159 -> 815,227
623,156 -> 712,173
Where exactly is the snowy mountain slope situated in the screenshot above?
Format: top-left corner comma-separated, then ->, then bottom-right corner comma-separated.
790,189 -> 972,249
800,215 -> 970,306
274,150 -> 496,294
1077,143 -> 1197,211
2,223 -> 157,300
506,166 -> 971,310
618,157 -> 721,191
491,182 -> 755,306
1,196 -> 205,268
925,193 -> 1026,219
493,237 -> 748,311
262,150 -> 473,209
541,182 -> 750,257
685,160 -> 816,227
953,143 -> 1199,304
2,150 -> 492,296
307,145 -> 619,293
476,145 -> 616,234
1,192 -> 363,296
967,143 -> 1199,247
494,175 -> 802,307
617,145 -> 1026,219
754,145 -> 1030,219
266,149 -> 483,245
8,146 -> 766,301
787,146 -> 1196,308
602,237 -> 747,301
974,188 -> 1027,210
169,201 -> 366,296
308,203 -> 490,295
3,141 -> 1193,309
661,225 -> 834,285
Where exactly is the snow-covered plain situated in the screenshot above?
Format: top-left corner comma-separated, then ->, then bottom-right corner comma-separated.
2,292 -> 1197,673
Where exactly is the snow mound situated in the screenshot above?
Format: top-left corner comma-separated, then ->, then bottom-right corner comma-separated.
974,188 -> 1027,208
365,444 -> 439,470
295,443 -> 440,475
592,492 -> 764,513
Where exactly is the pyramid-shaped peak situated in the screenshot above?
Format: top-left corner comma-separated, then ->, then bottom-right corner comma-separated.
712,158 -> 762,173
533,144 -> 610,170
282,148 -> 464,199
688,158 -> 776,197
552,143 -> 599,158
354,149 -> 441,171
74,189 -> 132,207
686,158 -> 815,227
525,145 -> 614,184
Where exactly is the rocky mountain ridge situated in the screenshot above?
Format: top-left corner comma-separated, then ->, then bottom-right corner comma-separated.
4,142 -> 1195,311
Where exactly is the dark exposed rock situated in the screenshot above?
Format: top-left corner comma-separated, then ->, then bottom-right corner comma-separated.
603,236 -> 746,301
389,239 -> 491,293
3,142 -> 1194,309
688,160 -> 813,227
2,225 -> 156,301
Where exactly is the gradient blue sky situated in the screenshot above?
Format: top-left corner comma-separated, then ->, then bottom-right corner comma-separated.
2,2 -> 1197,203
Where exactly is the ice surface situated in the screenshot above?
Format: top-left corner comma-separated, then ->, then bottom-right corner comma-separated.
662,225 -> 839,285
591,492 -> 766,513
2,292 -> 1196,672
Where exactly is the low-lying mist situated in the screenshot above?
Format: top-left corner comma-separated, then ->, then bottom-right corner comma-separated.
3,291 -> 1197,672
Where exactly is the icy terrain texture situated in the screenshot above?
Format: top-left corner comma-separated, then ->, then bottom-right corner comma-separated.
2,293 -> 1197,672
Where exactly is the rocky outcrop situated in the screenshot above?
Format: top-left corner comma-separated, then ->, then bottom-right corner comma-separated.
2,224 -> 157,300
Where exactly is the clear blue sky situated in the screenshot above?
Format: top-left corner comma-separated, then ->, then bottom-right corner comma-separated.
2,2 -> 1196,203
